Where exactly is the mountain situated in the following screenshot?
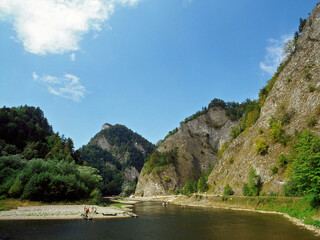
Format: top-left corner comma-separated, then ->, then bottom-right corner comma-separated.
80,123 -> 154,196
207,3 -> 320,195
135,100 -> 254,196
136,2 -> 320,197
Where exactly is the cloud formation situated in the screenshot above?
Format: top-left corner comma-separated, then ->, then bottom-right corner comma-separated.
0,0 -> 138,55
34,72 -> 87,102
260,34 -> 293,75
70,53 -> 76,61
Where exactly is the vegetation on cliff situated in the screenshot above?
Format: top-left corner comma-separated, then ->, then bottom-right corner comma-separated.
144,148 -> 178,174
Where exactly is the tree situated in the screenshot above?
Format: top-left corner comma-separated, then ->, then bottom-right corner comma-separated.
242,168 -> 262,196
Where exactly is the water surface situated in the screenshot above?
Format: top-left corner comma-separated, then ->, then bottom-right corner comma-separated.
0,202 -> 318,240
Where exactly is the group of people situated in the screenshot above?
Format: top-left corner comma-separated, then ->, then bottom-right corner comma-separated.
84,206 -> 97,217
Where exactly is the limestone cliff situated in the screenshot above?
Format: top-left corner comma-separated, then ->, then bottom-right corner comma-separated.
135,107 -> 238,196
136,3 -> 320,197
208,3 -> 320,195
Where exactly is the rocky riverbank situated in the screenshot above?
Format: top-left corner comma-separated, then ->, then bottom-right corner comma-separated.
0,204 -> 135,220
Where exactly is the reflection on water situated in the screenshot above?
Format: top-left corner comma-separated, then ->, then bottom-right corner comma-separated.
0,202 -> 318,240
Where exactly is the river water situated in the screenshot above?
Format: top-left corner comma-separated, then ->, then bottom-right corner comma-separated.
0,202 -> 318,240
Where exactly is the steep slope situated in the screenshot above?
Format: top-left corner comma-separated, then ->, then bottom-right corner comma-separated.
80,124 -> 154,195
208,3 -> 320,195
135,106 -> 239,196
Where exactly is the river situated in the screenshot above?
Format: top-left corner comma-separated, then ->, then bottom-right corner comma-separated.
0,202 -> 318,240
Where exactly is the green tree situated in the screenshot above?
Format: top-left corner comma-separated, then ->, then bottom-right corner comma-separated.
242,168 -> 262,196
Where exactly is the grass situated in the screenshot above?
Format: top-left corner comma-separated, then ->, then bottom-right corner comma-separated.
0,199 -> 42,211
109,203 -> 127,208
180,195 -> 320,228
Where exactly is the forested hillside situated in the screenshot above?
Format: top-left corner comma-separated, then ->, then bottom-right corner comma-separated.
80,124 -> 154,196
0,106 -> 101,202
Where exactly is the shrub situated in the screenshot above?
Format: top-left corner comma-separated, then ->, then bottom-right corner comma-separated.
308,85 -> 316,92
223,184 -> 234,196
197,175 -> 208,193
120,181 -> 136,197
227,156 -> 234,164
304,69 -> 312,81
145,148 -> 178,173
307,116 -> 317,127
279,154 -> 288,167
284,129 -> 320,199
271,166 -> 278,175
308,194 -> 320,209
280,110 -> 295,126
164,176 -> 171,182
254,138 -> 268,155
90,189 -> 101,204
8,179 -> 23,198
245,109 -> 260,129
218,142 -> 229,159
221,195 -> 228,201
242,168 -> 262,196
269,118 -> 291,145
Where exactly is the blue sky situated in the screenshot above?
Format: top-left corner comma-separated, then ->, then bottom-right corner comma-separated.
0,0 -> 318,148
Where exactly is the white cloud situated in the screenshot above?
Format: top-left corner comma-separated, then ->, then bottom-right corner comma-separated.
182,0 -> 193,7
259,34 -> 293,75
70,53 -> 76,61
34,72 -> 87,102
0,0 -> 139,55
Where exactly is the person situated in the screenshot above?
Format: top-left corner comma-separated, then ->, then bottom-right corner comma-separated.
84,206 -> 89,217
94,207 -> 97,214
91,206 -> 94,213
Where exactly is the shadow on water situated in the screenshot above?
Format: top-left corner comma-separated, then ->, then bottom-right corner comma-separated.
0,201 -> 318,240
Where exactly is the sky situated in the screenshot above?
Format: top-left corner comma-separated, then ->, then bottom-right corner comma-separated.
0,0 -> 319,149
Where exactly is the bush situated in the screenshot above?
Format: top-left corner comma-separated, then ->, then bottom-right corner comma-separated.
164,176 -> 171,182
197,175 -> 208,193
145,149 -> 178,173
254,138 -> 268,155
223,184 -> 234,196
8,179 -> 23,197
308,85 -> 316,92
308,194 -> 320,209
304,69 -> 312,81
242,168 -> 262,196
218,142 -> 229,159
120,181 -> 136,197
90,189 -> 101,204
271,166 -> 278,175
279,154 -> 288,167
269,118 -> 291,145
221,195 -> 228,201
307,116 -> 317,127
285,129 -> 320,196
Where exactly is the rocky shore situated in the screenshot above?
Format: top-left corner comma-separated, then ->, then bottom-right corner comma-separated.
0,204 -> 134,220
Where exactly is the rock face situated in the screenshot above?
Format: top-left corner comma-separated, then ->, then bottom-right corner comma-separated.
136,3 -> 320,197
208,3 -> 320,195
135,107 -> 238,196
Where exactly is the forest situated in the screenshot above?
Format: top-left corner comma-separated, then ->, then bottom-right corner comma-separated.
0,106 -> 100,202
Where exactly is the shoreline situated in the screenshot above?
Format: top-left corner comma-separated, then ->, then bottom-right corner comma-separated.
128,195 -> 320,237
0,204 -> 136,221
